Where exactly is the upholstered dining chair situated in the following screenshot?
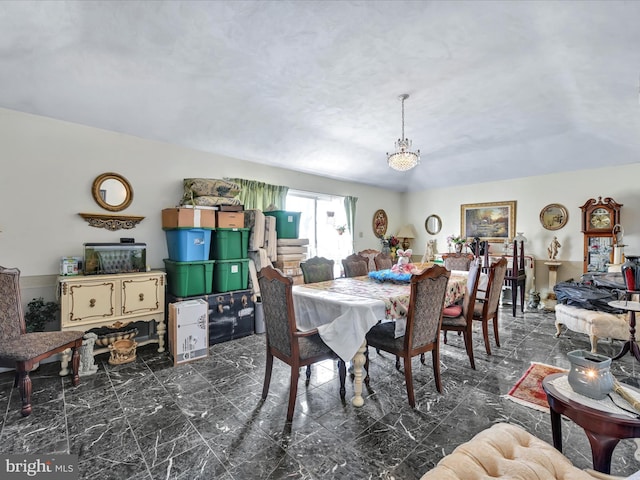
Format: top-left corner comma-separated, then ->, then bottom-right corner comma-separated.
440,262 -> 482,369
473,257 -> 508,355
364,265 -> 451,407
358,249 -> 380,272
373,252 -> 393,271
441,252 -> 475,271
0,266 -> 84,417
342,254 -> 369,277
258,266 -> 346,422
300,256 -> 334,284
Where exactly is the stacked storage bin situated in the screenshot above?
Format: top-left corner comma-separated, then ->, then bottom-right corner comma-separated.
264,210 -> 307,285
162,208 -> 216,297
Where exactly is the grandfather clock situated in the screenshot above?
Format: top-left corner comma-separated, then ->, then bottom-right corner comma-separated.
580,197 -> 623,273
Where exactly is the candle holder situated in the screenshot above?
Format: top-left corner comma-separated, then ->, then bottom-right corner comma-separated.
567,350 -> 614,400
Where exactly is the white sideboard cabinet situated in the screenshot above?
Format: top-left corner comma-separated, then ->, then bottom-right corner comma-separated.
58,271 -> 166,375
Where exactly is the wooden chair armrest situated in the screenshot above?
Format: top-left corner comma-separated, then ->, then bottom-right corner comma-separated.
584,469 -> 625,480
294,329 -> 320,338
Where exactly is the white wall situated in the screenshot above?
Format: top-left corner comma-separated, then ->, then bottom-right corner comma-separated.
2,107 -> 639,302
0,108 -> 403,299
406,165 -> 640,295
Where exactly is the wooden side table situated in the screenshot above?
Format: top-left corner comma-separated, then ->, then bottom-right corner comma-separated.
608,295 -> 640,363
543,373 -> 640,474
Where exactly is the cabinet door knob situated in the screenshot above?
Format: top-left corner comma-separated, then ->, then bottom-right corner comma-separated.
89,298 -> 96,308
139,293 -> 144,301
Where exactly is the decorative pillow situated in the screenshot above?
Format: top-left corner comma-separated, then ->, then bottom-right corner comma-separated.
182,196 -> 241,207
442,305 -> 462,317
182,178 -> 241,201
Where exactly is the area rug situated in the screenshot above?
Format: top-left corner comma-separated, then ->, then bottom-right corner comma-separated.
505,362 -> 568,412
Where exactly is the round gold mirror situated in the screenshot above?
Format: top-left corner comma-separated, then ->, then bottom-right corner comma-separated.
425,214 -> 442,235
92,172 -> 133,212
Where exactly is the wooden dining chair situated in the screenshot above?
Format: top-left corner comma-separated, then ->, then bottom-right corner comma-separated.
300,256 -> 334,284
0,266 -> 84,416
440,262 -> 482,369
473,257 -> 508,355
373,252 -> 393,271
441,253 -> 475,271
364,265 -> 451,407
258,266 -> 346,422
342,254 -> 369,277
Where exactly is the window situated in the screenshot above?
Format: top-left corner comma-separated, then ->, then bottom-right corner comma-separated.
286,190 -> 352,277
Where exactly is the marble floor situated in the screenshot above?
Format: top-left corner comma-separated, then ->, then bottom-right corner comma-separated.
1,306 -> 640,479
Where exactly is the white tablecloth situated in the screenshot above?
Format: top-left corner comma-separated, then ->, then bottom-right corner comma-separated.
293,286 -> 384,362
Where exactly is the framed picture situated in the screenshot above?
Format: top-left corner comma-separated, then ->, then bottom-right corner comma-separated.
539,203 -> 568,231
372,209 -> 388,238
460,201 -> 516,242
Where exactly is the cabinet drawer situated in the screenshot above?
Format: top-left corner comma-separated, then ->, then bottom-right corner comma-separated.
122,276 -> 164,315
64,280 -> 117,325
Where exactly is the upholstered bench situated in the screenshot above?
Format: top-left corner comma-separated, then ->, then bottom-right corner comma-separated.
420,423 -> 622,479
555,304 -> 630,353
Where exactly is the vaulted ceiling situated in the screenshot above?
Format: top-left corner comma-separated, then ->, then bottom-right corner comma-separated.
1,1 -> 639,192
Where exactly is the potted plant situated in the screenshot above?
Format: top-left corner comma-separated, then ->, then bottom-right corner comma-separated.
25,297 -> 59,333
336,225 -> 347,235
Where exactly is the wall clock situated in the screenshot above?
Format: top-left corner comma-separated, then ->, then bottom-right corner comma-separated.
539,203 -> 568,231
579,197 -> 623,272
372,209 -> 388,238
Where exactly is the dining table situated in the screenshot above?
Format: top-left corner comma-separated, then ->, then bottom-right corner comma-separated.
292,270 -> 486,407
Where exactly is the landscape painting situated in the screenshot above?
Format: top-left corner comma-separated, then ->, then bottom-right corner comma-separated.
461,201 -> 516,243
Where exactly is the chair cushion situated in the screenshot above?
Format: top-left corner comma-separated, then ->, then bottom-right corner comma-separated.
442,305 -> 462,317
441,315 -> 466,327
298,333 -> 335,361
0,331 -> 84,361
366,321 -> 404,351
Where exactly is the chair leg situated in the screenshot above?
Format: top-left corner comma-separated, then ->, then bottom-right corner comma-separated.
420,353 -> 425,365
395,356 -> 401,371
13,371 -> 18,388
337,359 -> 346,400
432,348 -> 442,394
443,330 -> 448,344
511,282 -> 517,317
519,280 -> 525,313
404,356 -> 415,408
493,312 -> 501,347
364,347 -> 370,387
287,365 -> 300,422
463,328 -> 476,370
17,363 -> 32,417
262,351 -> 274,400
482,319 -> 492,355
71,346 -> 81,387
305,365 -> 311,386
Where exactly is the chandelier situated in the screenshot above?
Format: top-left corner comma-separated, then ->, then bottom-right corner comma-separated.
387,93 -> 420,171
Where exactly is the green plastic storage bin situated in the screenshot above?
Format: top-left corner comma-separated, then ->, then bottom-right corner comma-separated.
214,259 -> 249,293
210,228 -> 250,260
164,259 -> 215,297
264,211 -> 301,239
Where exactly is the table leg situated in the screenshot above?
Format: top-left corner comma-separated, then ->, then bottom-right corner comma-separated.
585,431 -> 620,474
550,407 -> 563,452
351,341 -> 366,407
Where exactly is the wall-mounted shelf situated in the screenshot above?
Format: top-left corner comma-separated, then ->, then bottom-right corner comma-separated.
78,213 -> 145,231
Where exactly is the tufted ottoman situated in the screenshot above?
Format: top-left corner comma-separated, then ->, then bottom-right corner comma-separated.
554,304 -> 630,353
420,423 -> 622,479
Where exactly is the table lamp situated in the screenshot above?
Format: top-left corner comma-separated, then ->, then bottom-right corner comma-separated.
567,350 -> 614,400
397,224 -> 418,250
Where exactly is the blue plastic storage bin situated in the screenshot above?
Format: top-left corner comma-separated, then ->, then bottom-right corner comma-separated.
165,228 -> 212,262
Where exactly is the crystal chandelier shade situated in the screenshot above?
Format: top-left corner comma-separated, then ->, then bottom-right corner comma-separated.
387,94 -> 420,171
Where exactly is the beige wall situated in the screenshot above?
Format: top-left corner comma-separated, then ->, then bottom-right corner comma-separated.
2,107 -> 639,304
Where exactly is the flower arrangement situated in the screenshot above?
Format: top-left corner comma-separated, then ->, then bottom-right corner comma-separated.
336,225 -> 347,235
446,234 -> 466,246
381,235 -> 401,258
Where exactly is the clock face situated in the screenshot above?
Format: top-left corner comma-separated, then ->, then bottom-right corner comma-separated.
590,208 -> 611,229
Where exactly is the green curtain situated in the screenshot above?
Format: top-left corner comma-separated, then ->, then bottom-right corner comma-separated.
227,178 -> 289,211
344,196 -> 358,250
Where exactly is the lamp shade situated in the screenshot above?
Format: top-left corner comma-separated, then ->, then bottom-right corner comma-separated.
397,224 -> 417,239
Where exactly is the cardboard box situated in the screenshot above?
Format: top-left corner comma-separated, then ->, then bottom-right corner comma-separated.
217,211 -> 245,228
168,299 -> 209,366
162,208 -> 216,229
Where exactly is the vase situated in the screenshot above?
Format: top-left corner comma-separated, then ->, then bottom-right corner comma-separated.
454,243 -> 463,253
381,239 -> 391,255
621,255 -> 640,292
